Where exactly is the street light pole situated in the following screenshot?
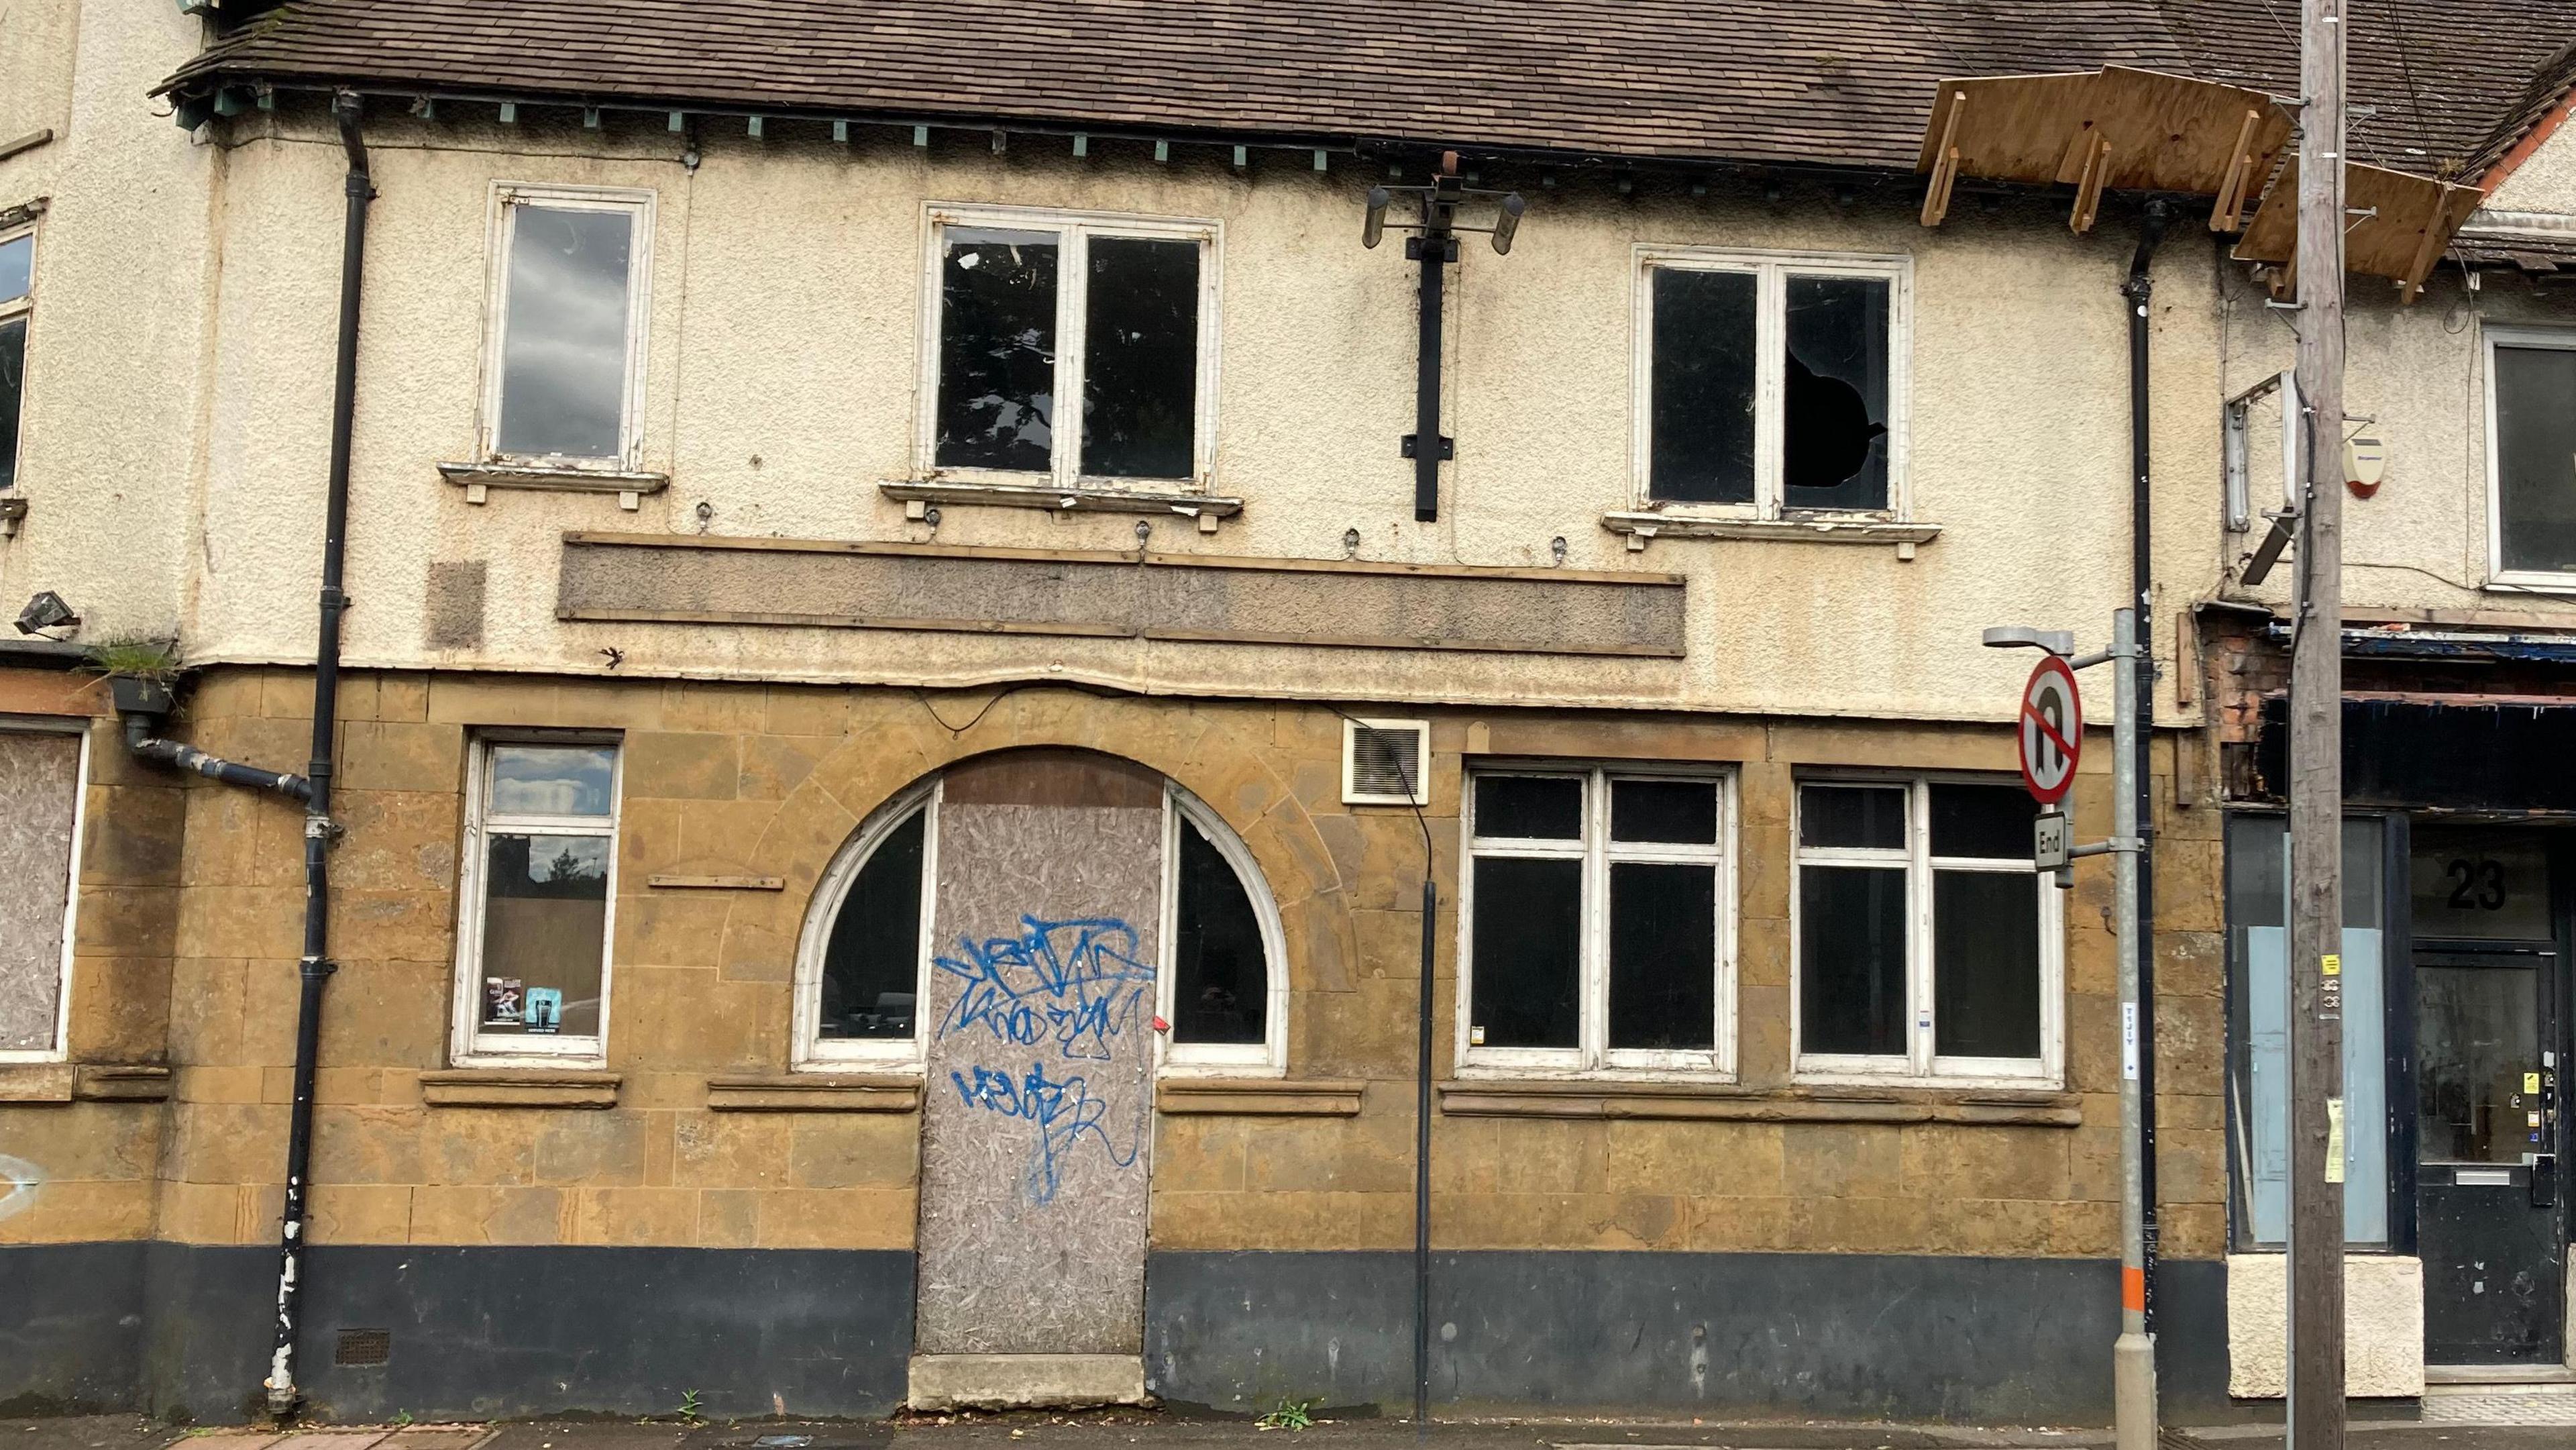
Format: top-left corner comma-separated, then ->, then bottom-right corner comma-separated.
2287,0 -> 2351,1444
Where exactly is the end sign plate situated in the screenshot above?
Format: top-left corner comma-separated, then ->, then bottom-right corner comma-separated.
2019,656 -> 2082,805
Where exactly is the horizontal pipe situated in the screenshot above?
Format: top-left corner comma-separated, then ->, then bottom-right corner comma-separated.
123,713 -> 313,801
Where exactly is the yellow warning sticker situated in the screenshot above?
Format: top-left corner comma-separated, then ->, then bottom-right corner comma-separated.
2526,1072 -> 2543,1094
2322,954 -> 2341,976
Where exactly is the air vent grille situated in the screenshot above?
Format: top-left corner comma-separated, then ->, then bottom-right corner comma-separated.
1343,719 -> 1430,806
333,1327 -> 392,1367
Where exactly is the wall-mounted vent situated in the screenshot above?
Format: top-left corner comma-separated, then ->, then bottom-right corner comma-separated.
333,1327 -> 392,1367
1343,719 -> 1430,807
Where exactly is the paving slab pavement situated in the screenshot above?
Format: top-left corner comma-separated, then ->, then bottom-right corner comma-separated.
5,1410 -> 2569,1450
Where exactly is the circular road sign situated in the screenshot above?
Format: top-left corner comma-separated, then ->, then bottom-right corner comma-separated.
2019,656 -> 2083,805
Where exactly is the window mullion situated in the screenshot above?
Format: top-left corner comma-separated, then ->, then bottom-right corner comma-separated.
1054,225 -> 1087,488
1582,770 -> 1609,1070
1754,264 -> 1786,519
1911,779 -> 1936,1075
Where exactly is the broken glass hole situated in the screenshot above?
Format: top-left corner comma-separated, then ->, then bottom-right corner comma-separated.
1782,274 -> 1891,511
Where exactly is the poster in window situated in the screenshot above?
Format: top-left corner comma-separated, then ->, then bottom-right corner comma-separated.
523,987 -> 563,1033
483,976 -> 523,1027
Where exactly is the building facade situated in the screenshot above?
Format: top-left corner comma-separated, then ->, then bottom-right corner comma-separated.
0,0 -> 2571,1427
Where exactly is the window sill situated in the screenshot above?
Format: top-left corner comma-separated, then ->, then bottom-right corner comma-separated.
1157,1077 -> 1366,1117
421,1068 -> 620,1108
706,1074 -> 923,1112
0,1064 -> 172,1104
0,130 -> 52,164
881,479 -> 1242,535
2485,572 -> 2576,595
439,462 -> 670,511
1438,1078 -> 2079,1126
1601,511 -> 1941,558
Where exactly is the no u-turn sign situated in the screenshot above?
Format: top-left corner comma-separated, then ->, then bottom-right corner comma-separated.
2019,656 -> 2082,805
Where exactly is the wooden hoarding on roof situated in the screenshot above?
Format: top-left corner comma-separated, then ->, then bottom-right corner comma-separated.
2233,160 -> 2487,302
1917,66 -> 2292,232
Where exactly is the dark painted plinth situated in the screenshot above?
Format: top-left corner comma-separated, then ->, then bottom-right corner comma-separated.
3,1243 -> 912,1423
1146,1251 -> 2232,1426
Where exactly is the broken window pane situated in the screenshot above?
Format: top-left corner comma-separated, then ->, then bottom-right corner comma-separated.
1172,813 -> 1267,1045
496,205 -> 635,460
820,810 -> 925,1040
1650,268 -> 1757,503
1608,862 -> 1716,1050
478,833 -> 610,1039
1783,274 -> 1891,511
1475,775 -> 1583,840
1082,238 -> 1199,480
0,234 -> 28,303
1799,864 -> 1907,1055
1470,856 -> 1581,1047
1932,870 -> 2041,1058
936,226 -> 1060,472
0,317 -> 21,492
2495,345 -> 2576,573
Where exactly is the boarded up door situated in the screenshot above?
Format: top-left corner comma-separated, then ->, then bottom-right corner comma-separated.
916,751 -> 1161,1359
0,730 -> 80,1054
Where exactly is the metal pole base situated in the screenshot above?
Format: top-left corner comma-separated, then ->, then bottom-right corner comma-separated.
2114,1329 -> 2159,1450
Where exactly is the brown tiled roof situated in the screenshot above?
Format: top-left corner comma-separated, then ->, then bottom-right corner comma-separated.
2465,38 -> 2576,179
166,1 -> 2576,178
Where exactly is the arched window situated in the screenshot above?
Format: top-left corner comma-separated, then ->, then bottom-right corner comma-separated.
793,772 -> 1286,1072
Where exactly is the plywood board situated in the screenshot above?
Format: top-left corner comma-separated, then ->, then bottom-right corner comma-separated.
1917,66 -> 2290,227
0,731 -> 78,1053
915,751 -> 1164,1357
2233,160 -> 2489,293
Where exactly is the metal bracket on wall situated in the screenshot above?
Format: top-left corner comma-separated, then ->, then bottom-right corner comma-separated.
1399,435 -> 1454,461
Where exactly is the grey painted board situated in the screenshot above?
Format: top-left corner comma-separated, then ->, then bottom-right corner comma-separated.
916,753 -> 1163,1357
557,537 -> 1686,657
0,1241 -> 145,1413
0,729 -> 78,1053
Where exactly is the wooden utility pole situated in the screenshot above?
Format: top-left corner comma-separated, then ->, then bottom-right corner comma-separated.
2287,0 -> 2348,1447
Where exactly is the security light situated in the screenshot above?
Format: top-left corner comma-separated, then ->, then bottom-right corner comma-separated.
13,590 -> 78,636
1491,193 -> 1525,254
1362,187 -> 1391,248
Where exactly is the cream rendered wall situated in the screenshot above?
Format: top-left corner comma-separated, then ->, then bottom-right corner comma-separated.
177,111 -> 2219,726
2211,119 -> 2576,623
0,4 -> 212,641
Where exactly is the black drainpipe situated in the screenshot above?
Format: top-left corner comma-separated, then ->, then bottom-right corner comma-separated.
2121,197 -> 2173,1337
266,89 -> 371,1420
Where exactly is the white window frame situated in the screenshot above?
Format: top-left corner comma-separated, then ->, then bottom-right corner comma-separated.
792,778 -> 942,1074
0,215 -> 35,492
2481,324 -> 2576,592
1631,246 -> 1912,520
915,202 -> 1224,493
1790,774 -> 2063,1088
1157,784 -> 1291,1076
0,715 -> 88,1065
1455,766 -> 1739,1081
790,775 -> 1289,1076
477,183 -> 655,473
449,733 -> 624,1067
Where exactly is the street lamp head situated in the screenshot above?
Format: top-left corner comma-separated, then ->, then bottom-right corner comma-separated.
1362,187 -> 1391,249
1982,625 -> 2076,656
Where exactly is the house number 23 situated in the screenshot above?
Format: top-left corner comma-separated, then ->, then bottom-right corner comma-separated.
2446,858 -> 2509,911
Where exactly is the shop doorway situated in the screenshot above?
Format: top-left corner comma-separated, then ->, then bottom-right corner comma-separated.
2413,826 -> 2568,1367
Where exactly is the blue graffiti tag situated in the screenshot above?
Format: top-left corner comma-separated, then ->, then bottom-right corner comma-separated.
951,1059 -> 1143,1205
935,915 -> 1157,1204
933,915 -> 1155,1061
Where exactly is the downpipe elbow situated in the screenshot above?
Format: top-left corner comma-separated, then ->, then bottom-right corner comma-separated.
122,713 -> 314,802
